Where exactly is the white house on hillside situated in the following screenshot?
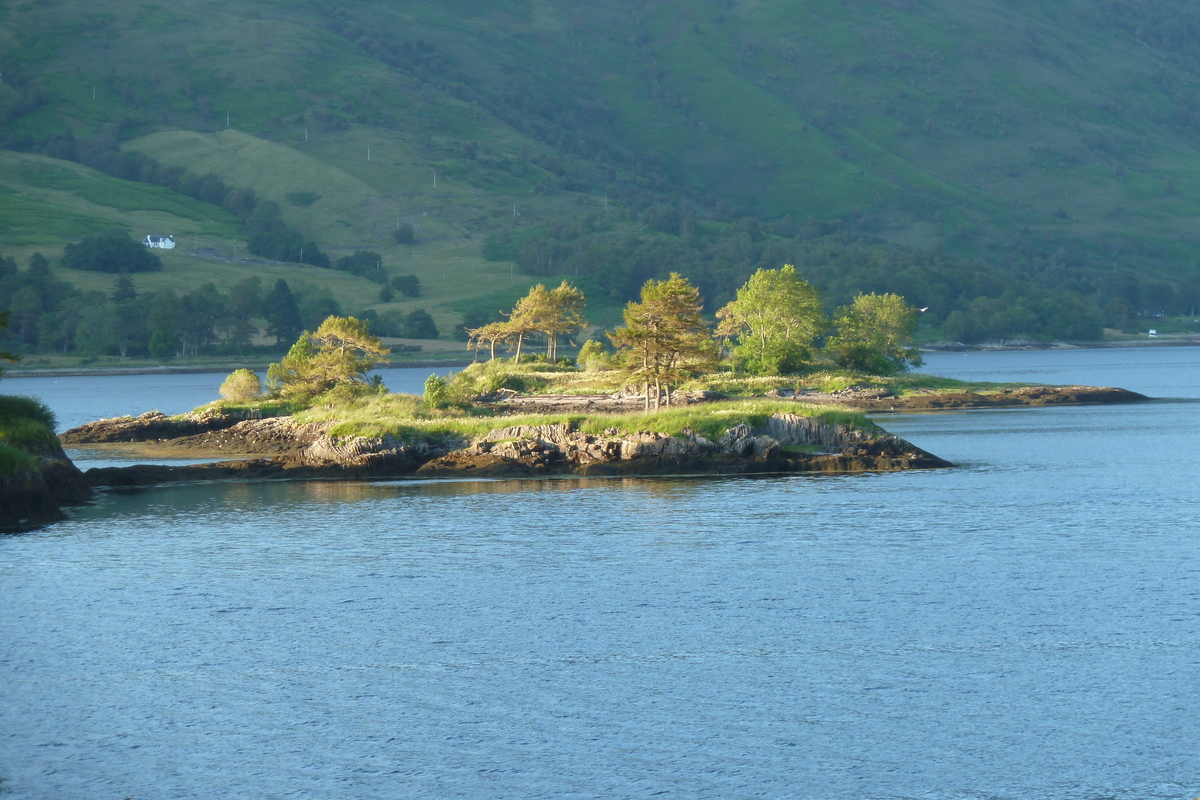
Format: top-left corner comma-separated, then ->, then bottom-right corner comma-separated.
142,235 -> 176,249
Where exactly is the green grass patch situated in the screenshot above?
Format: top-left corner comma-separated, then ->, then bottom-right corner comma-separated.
292,392 -> 875,445
0,441 -> 38,474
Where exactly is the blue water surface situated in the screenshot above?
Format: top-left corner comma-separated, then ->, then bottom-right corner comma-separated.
1,349 -> 1198,799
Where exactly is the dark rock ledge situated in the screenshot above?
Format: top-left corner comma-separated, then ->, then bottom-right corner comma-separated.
67,412 -> 950,490
0,438 -> 91,532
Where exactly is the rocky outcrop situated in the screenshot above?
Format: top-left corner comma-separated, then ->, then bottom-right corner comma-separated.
0,438 -> 91,532
60,409 -> 244,444
416,413 -> 949,477
70,412 -> 949,489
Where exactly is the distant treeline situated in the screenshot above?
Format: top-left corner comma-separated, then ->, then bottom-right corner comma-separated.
485,212 -> 1200,343
0,249 -> 438,360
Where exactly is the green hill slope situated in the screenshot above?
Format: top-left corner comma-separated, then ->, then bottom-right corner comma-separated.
4,0 -> 1200,350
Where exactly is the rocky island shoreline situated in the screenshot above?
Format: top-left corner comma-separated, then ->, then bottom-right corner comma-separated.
0,383 -> 1149,532
63,408 -> 951,488
58,383 -> 1147,489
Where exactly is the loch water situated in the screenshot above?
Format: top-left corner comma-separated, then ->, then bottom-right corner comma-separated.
2,349 -> 1199,799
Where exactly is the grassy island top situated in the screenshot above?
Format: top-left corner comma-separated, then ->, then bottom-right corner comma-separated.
193,353 -> 1027,447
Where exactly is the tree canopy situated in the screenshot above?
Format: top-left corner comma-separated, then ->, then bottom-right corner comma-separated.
608,273 -> 718,410
466,281 -> 587,363
826,293 -> 923,374
266,315 -> 390,401
61,230 -> 162,273
716,264 -> 826,375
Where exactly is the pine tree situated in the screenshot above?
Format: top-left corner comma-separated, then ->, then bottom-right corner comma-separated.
608,273 -> 718,410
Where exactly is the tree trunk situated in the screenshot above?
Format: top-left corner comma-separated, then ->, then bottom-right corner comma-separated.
653,377 -> 661,411
644,381 -> 650,412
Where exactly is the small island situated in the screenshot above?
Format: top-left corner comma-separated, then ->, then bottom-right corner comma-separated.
2,277 -> 1151,531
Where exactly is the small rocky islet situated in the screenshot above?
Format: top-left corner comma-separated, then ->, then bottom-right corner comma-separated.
2,383 -> 1148,532
60,383 -> 1145,485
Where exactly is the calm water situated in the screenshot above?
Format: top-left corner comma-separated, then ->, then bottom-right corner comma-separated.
1,349 -> 1198,799
0,365 -> 456,434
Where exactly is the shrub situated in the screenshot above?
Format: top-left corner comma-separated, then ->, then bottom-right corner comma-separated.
423,374 -> 450,408
0,395 -> 56,429
219,369 -> 262,402
577,339 -> 611,371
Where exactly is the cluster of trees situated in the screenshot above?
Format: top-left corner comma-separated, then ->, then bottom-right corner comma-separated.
465,281 -> 586,363
0,252 -> 355,358
330,251 -> 422,302
468,268 -> 921,411
484,214 -> 1200,344
610,269 -> 919,409
61,230 -> 163,273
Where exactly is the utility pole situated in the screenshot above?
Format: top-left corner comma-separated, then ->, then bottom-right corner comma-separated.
604,193 -> 608,212
226,111 -> 230,127
305,128 -> 308,143
92,86 -> 96,101
432,169 -> 437,189
367,145 -> 371,161
299,248 -> 303,264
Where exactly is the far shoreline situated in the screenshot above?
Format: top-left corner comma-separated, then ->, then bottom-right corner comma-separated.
5,336 -> 1200,379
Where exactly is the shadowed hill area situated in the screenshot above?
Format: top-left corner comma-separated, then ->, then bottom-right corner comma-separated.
3,0 -> 1200,349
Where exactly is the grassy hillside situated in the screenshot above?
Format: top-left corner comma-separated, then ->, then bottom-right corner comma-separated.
4,0 -> 1200,348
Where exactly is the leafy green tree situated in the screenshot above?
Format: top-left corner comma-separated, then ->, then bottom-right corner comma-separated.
294,284 -> 341,330
219,368 -> 263,401
391,275 -> 421,297
111,274 -> 137,302
577,339 -> 611,371
221,277 -> 263,353
147,289 -> 181,358
177,284 -> 225,357
74,296 -> 119,357
716,264 -> 826,375
6,286 -> 43,349
403,309 -> 439,339
263,279 -> 303,346
608,273 -> 718,410
826,293 -> 923,374
423,374 -> 450,408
